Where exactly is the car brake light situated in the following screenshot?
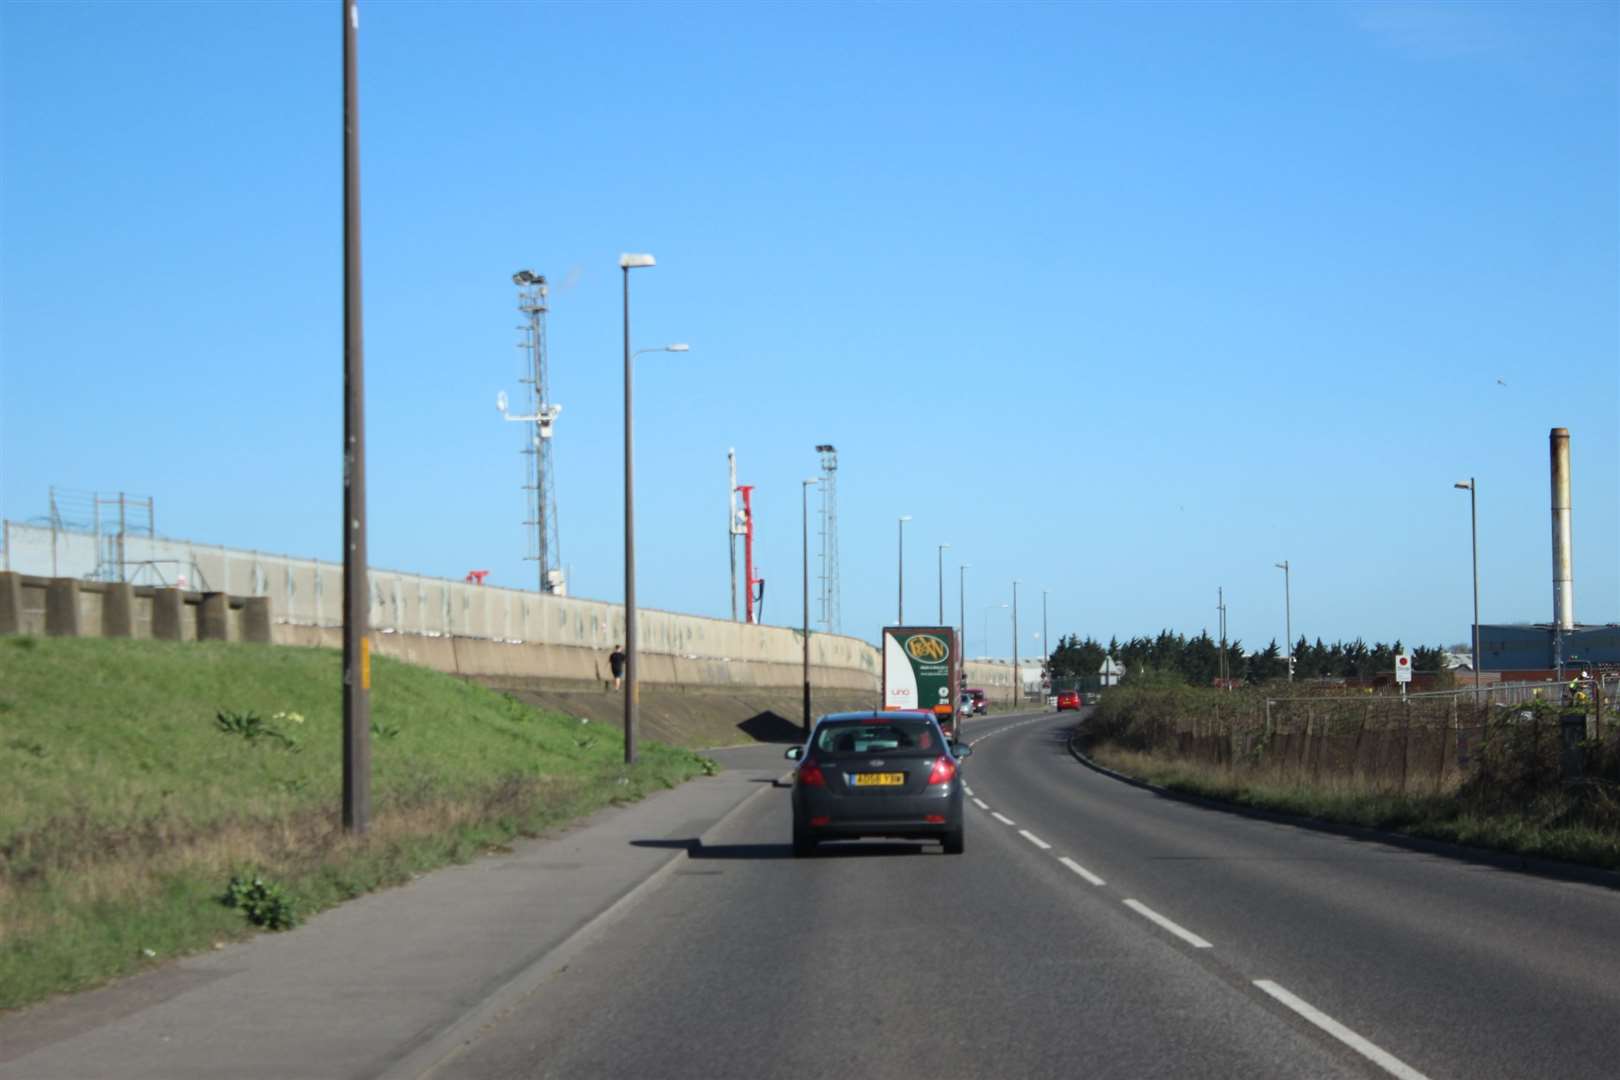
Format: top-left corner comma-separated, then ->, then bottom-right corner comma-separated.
798,760 -> 827,787
925,814 -> 946,824
809,816 -> 830,826
927,756 -> 956,785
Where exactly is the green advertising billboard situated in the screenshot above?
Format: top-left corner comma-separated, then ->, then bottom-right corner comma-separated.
882,626 -> 957,718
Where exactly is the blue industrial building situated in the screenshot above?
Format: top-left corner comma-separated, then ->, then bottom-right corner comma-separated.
1478,624 -> 1620,672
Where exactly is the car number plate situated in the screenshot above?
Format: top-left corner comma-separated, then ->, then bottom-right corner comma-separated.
853,772 -> 905,787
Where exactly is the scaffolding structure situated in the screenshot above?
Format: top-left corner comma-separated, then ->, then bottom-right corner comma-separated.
816,444 -> 840,633
500,271 -> 565,594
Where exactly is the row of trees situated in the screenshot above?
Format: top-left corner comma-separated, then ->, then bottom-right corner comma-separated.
1046,631 -> 1449,687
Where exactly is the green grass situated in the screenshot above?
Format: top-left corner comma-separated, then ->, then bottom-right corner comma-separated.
0,636 -> 713,1010
1089,743 -> 1620,872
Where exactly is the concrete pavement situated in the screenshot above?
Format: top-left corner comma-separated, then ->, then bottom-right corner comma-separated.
0,744 -> 789,1080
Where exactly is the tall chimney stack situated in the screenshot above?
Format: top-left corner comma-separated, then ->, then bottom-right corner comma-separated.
1550,427 -> 1574,632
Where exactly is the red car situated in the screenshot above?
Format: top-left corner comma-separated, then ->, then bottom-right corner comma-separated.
1055,690 -> 1081,711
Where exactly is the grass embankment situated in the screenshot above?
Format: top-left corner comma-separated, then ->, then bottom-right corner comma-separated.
1084,688 -> 1620,872
0,636 -> 712,1010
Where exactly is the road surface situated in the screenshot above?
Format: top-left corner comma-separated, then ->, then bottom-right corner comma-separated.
423,709 -> 1620,1079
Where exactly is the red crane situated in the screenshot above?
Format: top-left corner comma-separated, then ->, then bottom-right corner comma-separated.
737,484 -> 763,622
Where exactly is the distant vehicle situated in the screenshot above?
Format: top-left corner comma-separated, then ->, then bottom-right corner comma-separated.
785,711 -> 971,856
1056,690 -> 1081,711
957,693 -> 974,721
967,688 -> 988,715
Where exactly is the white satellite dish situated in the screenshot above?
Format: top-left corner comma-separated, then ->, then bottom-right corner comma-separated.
496,390 -> 508,413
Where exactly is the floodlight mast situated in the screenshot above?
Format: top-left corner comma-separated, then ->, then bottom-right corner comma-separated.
497,270 -> 565,594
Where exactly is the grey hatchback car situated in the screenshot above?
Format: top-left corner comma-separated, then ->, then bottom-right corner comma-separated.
785,710 -> 972,857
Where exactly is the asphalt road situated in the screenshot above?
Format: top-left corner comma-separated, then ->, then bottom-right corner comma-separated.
429,709 -> 1620,1080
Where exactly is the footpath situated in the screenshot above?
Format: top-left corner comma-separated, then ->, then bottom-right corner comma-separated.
0,745 -> 787,1080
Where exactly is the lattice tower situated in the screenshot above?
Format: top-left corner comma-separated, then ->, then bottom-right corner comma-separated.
816,444 -> 841,633
514,274 -> 564,593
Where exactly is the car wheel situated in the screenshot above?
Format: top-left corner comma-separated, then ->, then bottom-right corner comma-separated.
792,827 -> 818,858
942,824 -> 964,855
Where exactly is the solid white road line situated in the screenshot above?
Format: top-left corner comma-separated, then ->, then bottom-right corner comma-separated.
1018,829 -> 1051,850
1058,856 -> 1105,886
972,797 -> 990,810
1122,899 -> 1213,949
991,811 -> 1016,826
1253,980 -> 1431,1080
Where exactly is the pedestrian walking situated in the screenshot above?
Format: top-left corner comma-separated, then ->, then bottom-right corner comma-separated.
609,644 -> 626,691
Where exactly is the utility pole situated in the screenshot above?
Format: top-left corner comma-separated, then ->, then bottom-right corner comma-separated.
1275,560 -> 1293,682
1455,480 -> 1481,702
341,0 -> 371,834
1217,586 -> 1228,691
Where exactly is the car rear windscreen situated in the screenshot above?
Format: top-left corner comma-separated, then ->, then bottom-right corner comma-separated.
814,719 -> 940,757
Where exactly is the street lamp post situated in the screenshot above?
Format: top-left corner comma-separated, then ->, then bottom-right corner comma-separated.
341,0 -> 370,834
896,515 -> 911,623
937,543 -> 949,624
982,603 -> 1006,662
1275,560 -> 1292,682
1455,480 -> 1481,700
619,251 -> 689,765
1012,580 -> 1021,710
802,477 -> 816,735
958,563 -> 969,664
1041,587 -> 1049,680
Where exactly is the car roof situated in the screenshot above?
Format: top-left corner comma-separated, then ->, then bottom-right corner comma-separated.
816,710 -> 934,725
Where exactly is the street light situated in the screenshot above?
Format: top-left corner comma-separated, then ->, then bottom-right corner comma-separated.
958,564 -> 970,665
982,603 -> 1006,660
896,515 -> 911,623
619,250 -> 683,765
1455,479 -> 1480,700
1041,586 -> 1049,675
1012,580 -> 1021,710
341,0 -> 370,834
1275,560 -> 1292,682
937,543 -> 950,624
802,477 -> 817,735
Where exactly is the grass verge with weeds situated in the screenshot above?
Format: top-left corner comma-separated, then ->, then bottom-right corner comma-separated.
0,636 -> 712,1010
1088,742 -> 1620,871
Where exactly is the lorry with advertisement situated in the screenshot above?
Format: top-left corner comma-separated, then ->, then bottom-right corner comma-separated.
882,625 -> 963,737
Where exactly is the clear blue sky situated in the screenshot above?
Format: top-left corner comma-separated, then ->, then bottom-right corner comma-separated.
3,1 -> 1616,658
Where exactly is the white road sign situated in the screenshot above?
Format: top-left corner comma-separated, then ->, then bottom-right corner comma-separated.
1395,654 -> 1412,684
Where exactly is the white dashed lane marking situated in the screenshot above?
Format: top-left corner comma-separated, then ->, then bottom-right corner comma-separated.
1059,856 -> 1105,886
963,710 -> 1433,1080
1253,981 -> 1431,1080
972,797 -> 990,810
1123,899 -> 1212,949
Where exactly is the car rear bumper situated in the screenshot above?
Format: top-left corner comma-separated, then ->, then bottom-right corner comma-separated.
794,790 -> 962,838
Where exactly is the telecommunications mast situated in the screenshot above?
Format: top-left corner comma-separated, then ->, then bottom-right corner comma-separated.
816,444 -> 840,633
497,270 -> 565,594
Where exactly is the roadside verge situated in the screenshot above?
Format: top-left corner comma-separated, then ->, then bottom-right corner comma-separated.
0,752 -> 788,1080
1065,727 -> 1620,891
